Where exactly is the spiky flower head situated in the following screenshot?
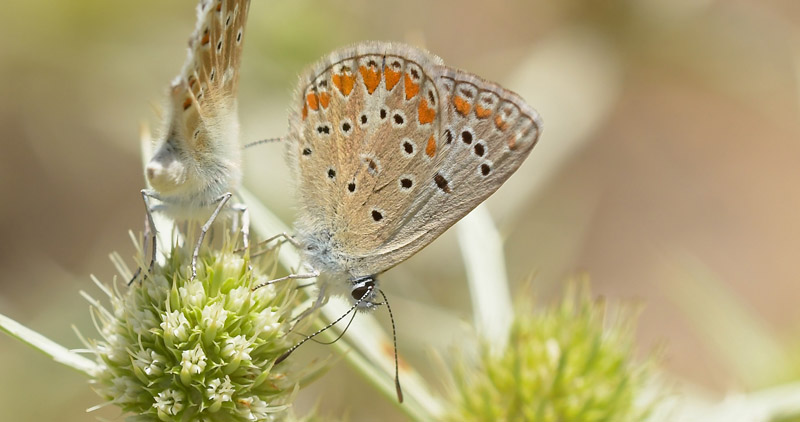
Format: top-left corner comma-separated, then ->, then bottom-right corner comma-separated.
445,283 -> 658,422
83,235 -> 323,421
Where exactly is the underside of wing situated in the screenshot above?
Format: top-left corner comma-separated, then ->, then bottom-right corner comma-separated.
288,42 -> 445,275
289,42 -> 542,278
148,0 -> 250,206
360,63 -> 543,273
168,0 -> 250,149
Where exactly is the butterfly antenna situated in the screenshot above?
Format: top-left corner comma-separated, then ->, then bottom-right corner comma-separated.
274,286 -> 370,365
243,137 -> 283,149
379,289 -> 404,403
310,307 -> 358,345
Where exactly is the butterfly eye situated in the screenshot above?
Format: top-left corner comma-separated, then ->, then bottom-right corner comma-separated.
351,286 -> 368,301
350,277 -> 376,301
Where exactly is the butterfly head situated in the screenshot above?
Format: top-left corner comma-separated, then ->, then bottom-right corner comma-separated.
146,137 -> 191,195
351,275 -> 381,310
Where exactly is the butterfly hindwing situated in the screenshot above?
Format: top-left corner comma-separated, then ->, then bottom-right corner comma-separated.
170,0 -> 249,152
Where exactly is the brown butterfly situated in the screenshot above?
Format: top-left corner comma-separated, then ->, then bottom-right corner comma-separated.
261,42 -> 543,402
135,0 -> 251,282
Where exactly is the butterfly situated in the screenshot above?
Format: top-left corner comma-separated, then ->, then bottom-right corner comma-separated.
285,41 -> 542,306
266,42 -> 542,400
136,0 -> 251,281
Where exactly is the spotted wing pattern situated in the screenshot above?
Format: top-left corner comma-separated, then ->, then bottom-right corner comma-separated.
289,42 -> 542,277
172,0 -> 249,120
151,0 -> 250,207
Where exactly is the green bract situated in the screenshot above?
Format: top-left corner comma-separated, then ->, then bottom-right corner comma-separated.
84,238 -> 323,421
446,284 -> 656,422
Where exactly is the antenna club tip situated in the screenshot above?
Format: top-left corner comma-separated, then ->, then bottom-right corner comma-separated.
396,380 -> 404,403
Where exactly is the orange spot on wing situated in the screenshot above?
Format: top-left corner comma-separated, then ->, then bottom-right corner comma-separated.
404,74 -> 420,100
453,96 -> 471,116
475,105 -> 492,118
306,93 -> 319,111
182,97 -> 192,110
508,136 -> 518,150
418,99 -> 436,125
425,134 -> 436,158
359,66 -> 381,94
384,67 -> 401,91
201,33 -> 210,46
332,73 -> 355,96
318,92 -> 330,109
494,115 -> 509,131
301,103 -> 308,120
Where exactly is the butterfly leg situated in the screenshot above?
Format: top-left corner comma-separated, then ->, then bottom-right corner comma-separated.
251,266 -> 320,290
230,202 -> 251,273
289,281 -> 328,329
229,203 -> 250,253
128,213 -> 151,285
190,192 -> 233,280
243,232 -> 300,257
129,189 -> 161,285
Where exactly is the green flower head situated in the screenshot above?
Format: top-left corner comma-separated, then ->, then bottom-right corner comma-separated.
83,235 -> 323,421
445,283 -> 658,422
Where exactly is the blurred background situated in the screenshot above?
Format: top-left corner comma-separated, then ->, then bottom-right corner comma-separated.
1,0 -> 799,420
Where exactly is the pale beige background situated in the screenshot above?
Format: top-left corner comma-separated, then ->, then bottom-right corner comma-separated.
1,0 -> 799,420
